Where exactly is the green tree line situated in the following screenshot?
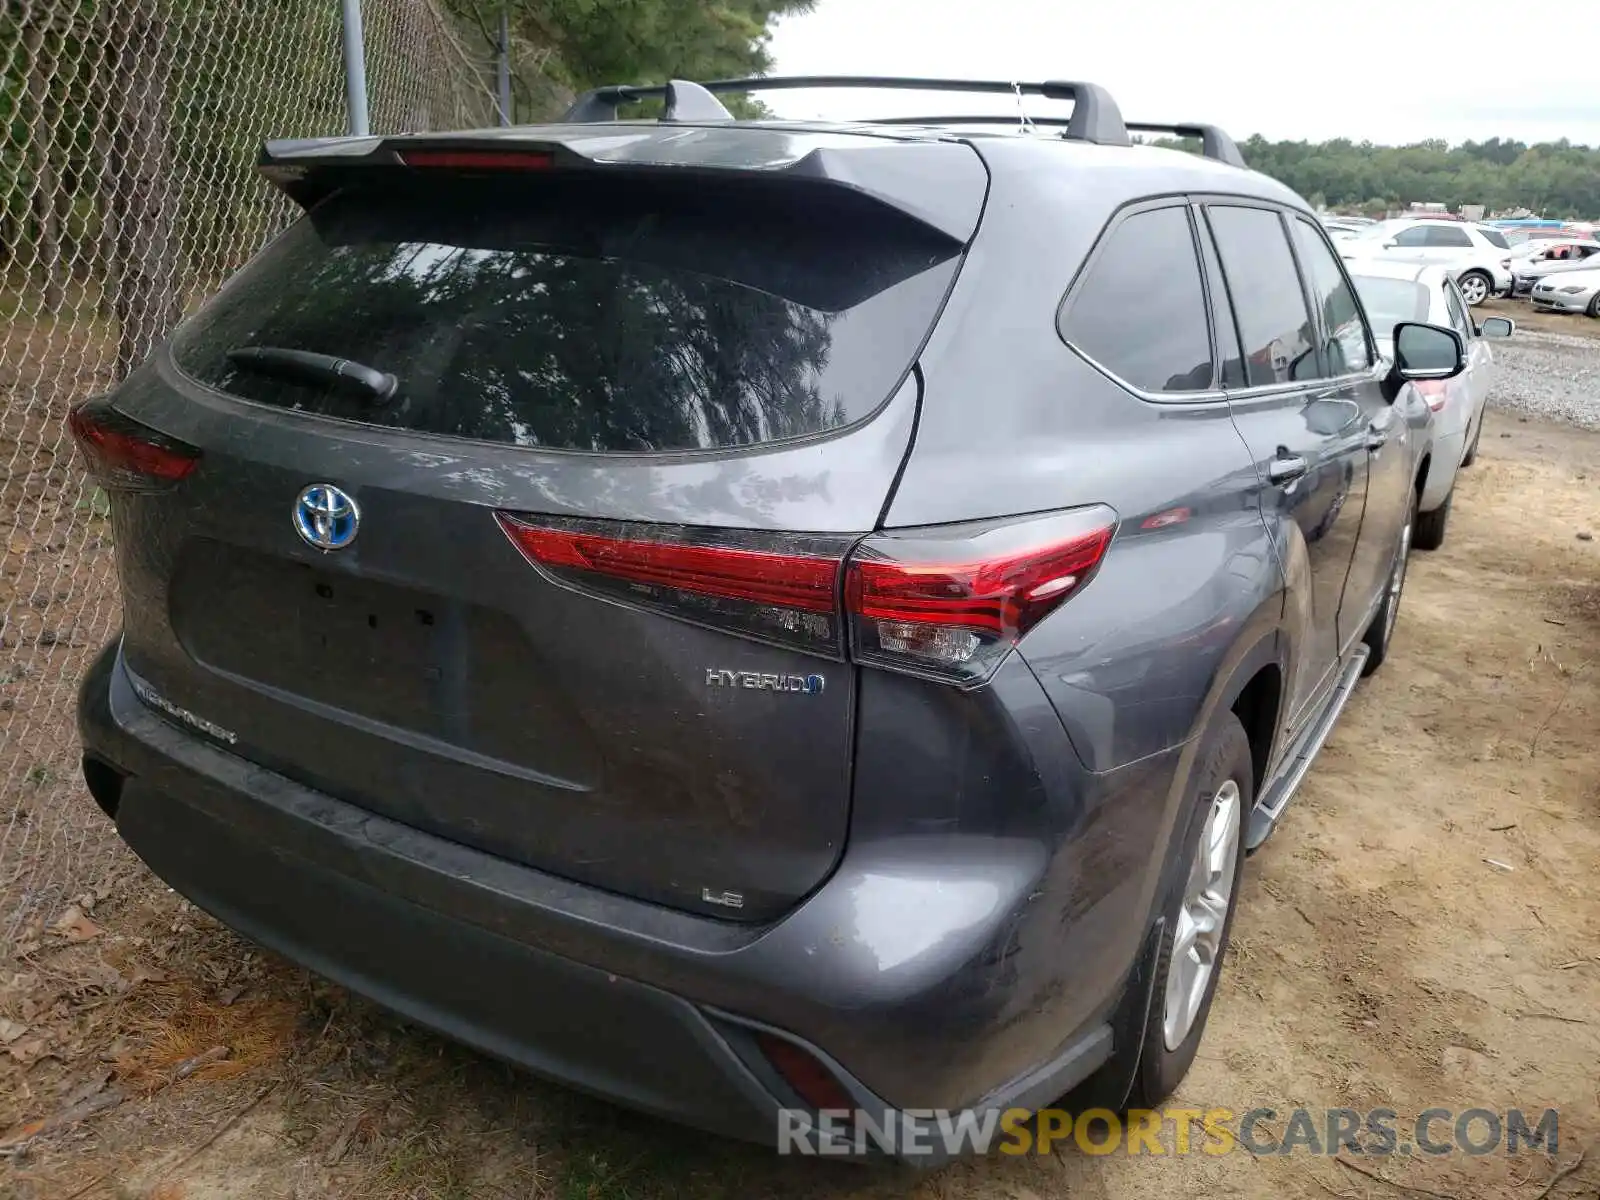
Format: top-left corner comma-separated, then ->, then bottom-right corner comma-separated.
1234,135 -> 1600,219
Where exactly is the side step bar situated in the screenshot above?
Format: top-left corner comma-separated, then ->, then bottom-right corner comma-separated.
1245,646 -> 1368,850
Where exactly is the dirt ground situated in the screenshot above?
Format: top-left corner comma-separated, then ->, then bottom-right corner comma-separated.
1481,297 -> 1598,338
1,406 -> 1598,1200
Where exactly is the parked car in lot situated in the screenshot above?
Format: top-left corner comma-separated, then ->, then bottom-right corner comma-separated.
1532,263 -> 1600,316
1341,218 -> 1514,305
71,75 -> 1466,1159
1511,240 -> 1600,296
1346,259 -> 1513,548
1509,236 -> 1586,263
1321,217 -> 1373,241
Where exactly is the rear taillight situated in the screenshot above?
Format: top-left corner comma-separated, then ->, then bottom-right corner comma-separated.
845,507 -> 1116,684
495,513 -> 849,655
1414,379 -> 1449,412
495,504 -> 1117,683
67,398 -> 200,491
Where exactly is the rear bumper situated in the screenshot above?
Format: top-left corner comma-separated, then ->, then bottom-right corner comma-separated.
78,641 -> 1119,1159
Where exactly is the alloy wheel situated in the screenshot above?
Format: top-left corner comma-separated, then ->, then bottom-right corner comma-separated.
1162,779 -> 1241,1050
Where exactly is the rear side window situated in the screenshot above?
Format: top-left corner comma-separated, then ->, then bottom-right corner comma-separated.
1059,205 -> 1214,393
171,178 -> 961,453
1290,218 -> 1374,375
1206,206 -> 1316,388
1477,227 -> 1511,250
1426,225 -> 1473,248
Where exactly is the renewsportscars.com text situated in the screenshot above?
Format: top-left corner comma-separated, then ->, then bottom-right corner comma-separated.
776,1105 -> 1560,1158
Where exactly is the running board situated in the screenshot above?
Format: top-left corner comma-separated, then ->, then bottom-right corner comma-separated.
1245,646 -> 1368,851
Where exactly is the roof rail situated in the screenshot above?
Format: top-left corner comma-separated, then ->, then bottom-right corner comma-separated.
862,115 -> 1247,169
561,75 -> 1131,146
1125,122 -> 1247,168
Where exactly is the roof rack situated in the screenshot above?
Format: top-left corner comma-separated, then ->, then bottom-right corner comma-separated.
561,76 -> 1248,167
561,75 -> 1132,147
1125,122 -> 1246,168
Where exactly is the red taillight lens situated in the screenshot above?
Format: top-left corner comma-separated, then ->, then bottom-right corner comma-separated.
756,1033 -> 854,1112
399,149 -> 554,171
845,506 -> 1116,684
1414,379 -> 1449,412
495,512 -> 848,655
495,505 -> 1116,681
67,399 -> 200,491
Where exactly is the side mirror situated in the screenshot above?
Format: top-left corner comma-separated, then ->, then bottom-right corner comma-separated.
1383,241 -> 1397,249
1479,316 -> 1515,339
1392,322 -> 1467,381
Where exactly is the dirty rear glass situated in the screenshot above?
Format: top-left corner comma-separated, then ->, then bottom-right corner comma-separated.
171,176 -> 960,453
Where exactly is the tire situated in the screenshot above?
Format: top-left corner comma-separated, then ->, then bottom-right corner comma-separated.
1588,293 -> 1600,319
1413,489 -> 1451,551
1457,271 -> 1491,307
1461,416 -> 1482,467
1362,494 -> 1415,675
1123,713 -> 1253,1109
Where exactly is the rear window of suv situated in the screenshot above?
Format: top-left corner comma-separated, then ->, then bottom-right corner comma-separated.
171,177 -> 961,453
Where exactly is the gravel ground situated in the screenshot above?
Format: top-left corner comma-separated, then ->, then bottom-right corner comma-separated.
1489,325 -> 1600,428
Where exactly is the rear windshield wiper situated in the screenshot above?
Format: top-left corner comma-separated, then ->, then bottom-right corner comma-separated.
225,346 -> 398,403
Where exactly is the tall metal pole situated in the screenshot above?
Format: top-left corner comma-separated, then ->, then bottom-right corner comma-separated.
341,0 -> 371,136
497,7 -> 512,126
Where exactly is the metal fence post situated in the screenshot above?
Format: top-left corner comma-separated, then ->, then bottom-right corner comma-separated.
341,0 -> 371,136
497,7 -> 512,126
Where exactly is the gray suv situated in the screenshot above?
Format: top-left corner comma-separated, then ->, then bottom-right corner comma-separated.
74,76 -> 1465,1159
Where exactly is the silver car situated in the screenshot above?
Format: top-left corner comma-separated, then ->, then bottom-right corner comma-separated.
1347,258 -> 1514,548
1531,264 -> 1600,316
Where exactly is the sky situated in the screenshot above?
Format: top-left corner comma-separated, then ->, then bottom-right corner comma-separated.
766,0 -> 1600,147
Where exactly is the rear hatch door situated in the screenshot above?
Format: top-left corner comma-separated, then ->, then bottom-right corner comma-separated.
108,129 -> 984,921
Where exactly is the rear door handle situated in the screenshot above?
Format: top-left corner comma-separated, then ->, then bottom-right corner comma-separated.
1268,454 -> 1309,485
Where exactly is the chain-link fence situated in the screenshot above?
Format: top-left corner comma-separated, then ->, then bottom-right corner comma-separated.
0,0 -> 559,948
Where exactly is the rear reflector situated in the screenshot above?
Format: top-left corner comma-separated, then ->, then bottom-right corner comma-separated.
399,149 -> 555,171
1413,379 -> 1448,412
495,513 -> 849,656
756,1033 -> 855,1112
845,506 -> 1117,684
68,398 -> 200,491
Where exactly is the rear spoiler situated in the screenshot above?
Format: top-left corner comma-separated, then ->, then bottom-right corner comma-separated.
256,127 -> 988,243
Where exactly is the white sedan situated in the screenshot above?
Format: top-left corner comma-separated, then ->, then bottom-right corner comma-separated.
1531,264 -> 1600,317
1345,258 -> 1514,550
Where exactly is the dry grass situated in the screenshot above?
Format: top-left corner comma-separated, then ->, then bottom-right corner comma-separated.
113,987 -> 300,1093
